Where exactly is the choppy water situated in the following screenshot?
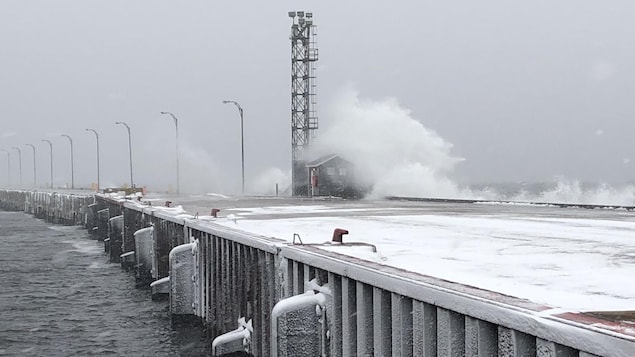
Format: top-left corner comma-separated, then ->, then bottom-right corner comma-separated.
0,211 -> 210,356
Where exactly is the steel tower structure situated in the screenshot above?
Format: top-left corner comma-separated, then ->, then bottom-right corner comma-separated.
289,11 -> 318,196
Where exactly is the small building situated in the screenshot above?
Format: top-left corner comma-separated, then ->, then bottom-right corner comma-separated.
305,155 -> 365,199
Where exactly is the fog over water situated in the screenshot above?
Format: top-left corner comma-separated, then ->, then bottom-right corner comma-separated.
1,1 -> 634,202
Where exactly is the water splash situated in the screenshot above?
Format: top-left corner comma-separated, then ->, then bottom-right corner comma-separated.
179,145 -> 223,194
249,87 -> 635,206
314,87 -> 466,198
468,178 -> 635,206
248,167 -> 290,196
511,179 -> 635,206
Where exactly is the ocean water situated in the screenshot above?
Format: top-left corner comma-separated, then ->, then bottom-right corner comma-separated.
0,211 -> 210,356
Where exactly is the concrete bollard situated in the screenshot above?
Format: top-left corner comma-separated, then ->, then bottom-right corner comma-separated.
108,215 -> 124,263
96,208 -> 110,242
168,242 -> 196,324
134,227 -> 154,288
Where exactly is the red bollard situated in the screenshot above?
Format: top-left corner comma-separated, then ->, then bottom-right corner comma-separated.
211,208 -> 220,218
332,228 -> 349,243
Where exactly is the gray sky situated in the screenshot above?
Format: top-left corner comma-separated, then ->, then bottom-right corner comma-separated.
1,1 -> 635,194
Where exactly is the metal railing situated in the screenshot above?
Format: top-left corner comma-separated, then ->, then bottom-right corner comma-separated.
189,215 -> 632,356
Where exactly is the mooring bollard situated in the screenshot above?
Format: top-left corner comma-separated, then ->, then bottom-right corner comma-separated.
331,228 -> 349,243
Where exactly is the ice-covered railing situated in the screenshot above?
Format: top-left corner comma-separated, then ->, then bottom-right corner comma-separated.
0,189 -> 92,225
211,318 -> 253,355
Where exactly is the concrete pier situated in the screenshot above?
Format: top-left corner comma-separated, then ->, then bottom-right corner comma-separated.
1,188 -> 634,356
1,189 -> 90,225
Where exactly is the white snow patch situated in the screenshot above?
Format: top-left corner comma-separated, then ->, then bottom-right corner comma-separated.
215,213 -> 635,311
206,192 -> 231,199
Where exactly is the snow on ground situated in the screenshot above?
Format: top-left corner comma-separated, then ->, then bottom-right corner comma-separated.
216,206 -> 635,312
231,205 -> 408,216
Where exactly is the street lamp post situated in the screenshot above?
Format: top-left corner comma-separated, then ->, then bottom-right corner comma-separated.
115,121 -> 134,188
41,139 -> 53,188
85,129 -> 100,191
61,134 -> 74,189
160,111 -> 180,196
25,144 -> 36,188
11,146 -> 22,187
0,149 -> 9,187
222,100 -> 245,195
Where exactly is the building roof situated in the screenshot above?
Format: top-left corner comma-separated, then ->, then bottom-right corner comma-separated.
305,154 -> 340,168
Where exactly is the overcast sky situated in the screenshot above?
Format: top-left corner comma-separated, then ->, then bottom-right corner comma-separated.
1,1 -> 635,195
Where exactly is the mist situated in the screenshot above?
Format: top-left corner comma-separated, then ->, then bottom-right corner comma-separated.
313,87 -> 467,198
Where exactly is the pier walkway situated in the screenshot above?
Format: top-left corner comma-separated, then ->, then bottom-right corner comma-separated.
1,189 -> 634,356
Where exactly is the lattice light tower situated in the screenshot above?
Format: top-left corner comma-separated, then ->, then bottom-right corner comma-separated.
289,11 -> 318,196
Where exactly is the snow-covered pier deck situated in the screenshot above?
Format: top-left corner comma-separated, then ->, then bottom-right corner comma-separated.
117,193 -> 635,356
2,189 -> 634,356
